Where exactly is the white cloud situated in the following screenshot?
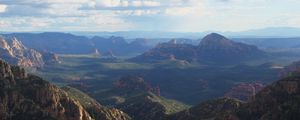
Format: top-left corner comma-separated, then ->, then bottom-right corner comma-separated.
96,0 -> 122,7
0,20 -> 10,27
142,1 -> 160,7
89,0 -> 161,8
0,4 -> 7,13
287,17 -> 300,27
165,7 -> 195,16
117,9 -> 161,16
131,1 -> 160,7
1,0 -> 300,32
29,18 -> 50,27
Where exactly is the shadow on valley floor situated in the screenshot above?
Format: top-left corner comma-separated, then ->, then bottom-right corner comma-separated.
34,55 -> 285,105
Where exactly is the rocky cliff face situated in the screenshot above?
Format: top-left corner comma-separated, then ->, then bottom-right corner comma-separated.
0,60 -> 91,120
0,36 -> 58,67
0,60 -> 130,120
0,36 -> 44,67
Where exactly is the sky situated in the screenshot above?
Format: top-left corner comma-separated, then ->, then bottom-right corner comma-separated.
0,0 -> 299,32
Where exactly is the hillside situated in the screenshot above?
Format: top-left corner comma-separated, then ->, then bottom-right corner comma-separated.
170,68 -> 300,120
62,86 -> 131,120
118,92 -> 189,120
90,76 -> 189,120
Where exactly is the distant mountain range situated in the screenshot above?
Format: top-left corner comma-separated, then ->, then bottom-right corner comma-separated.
1,32 -> 152,56
2,29 -> 300,59
70,27 -> 300,38
131,33 -> 267,64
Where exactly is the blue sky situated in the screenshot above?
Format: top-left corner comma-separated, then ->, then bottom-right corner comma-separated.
0,0 -> 299,32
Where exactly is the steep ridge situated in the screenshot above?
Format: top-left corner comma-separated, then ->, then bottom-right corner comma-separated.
0,60 -> 130,120
62,86 -> 131,120
0,36 -> 44,67
0,36 -> 58,67
117,92 -> 188,120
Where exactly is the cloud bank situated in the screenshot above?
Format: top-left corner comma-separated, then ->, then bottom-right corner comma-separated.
0,0 -> 299,32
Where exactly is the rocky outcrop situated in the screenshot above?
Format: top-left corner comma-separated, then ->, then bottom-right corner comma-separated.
0,60 -> 130,120
90,48 -> 101,57
224,82 -> 265,101
41,51 -> 60,64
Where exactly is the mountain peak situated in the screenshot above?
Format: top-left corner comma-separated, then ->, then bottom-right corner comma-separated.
10,37 -> 26,50
199,33 -> 232,46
